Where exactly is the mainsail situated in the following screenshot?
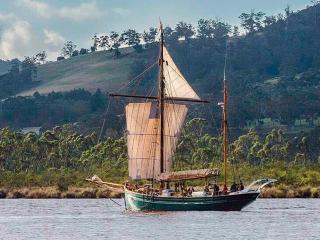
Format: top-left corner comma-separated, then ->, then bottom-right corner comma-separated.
163,46 -> 200,100
126,102 -> 187,180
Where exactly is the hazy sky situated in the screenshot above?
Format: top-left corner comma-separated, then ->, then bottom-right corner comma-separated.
0,0 -> 312,60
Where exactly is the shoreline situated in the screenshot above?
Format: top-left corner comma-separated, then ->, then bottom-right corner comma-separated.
0,186 -> 319,199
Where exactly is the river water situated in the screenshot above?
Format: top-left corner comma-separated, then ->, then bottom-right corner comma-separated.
0,199 -> 319,240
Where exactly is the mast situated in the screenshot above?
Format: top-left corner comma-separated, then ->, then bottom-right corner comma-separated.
222,41 -> 228,191
223,79 -> 228,190
159,22 -> 165,174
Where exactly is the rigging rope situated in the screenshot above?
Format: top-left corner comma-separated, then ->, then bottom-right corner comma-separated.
98,99 -> 111,143
115,61 -> 158,94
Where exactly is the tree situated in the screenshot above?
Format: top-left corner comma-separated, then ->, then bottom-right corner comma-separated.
79,48 -> 88,55
61,41 -> 77,58
197,19 -> 214,39
197,19 -> 230,41
239,10 -> 266,33
72,50 -> 79,57
263,15 -> 277,27
284,5 -> 293,18
91,34 -> 99,52
142,27 -> 157,48
35,51 -> 47,64
163,26 -> 179,42
90,89 -> 106,111
121,29 -> 141,51
99,35 -> 110,50
211,20 -> 231,40
231,129 -> 261,164
21,56 -> 37,83
232,26 -> 240,37
175,22 -> 195,41
109,31 -> 123,57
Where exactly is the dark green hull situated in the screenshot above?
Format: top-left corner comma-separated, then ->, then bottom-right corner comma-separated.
124,188 -> 260,211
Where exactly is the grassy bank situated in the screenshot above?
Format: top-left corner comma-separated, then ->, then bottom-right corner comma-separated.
0,162 -> 319,198
0,186 -> 122,199
0,185 -> 319,199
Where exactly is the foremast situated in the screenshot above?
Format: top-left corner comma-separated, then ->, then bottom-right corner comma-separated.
159,22 -> 165,174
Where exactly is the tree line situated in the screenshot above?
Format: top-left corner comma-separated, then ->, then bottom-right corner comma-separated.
0,52 -> 47,99
0,119 -> 319,185
0,89 -> 124,135
58,6 -> 299,59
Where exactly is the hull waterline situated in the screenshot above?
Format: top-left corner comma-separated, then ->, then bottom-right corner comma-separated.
124,187 -> 260,211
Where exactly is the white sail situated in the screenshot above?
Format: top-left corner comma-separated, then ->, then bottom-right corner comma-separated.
163,46 -> 200,100
126,102 -> 187,180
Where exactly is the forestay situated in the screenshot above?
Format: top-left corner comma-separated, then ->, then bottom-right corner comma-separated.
126,102 -> 187,180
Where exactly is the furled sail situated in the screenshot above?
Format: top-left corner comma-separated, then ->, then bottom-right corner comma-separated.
126,102 -> 187,180
163,46 -> 200,100
158,168 -> 220,181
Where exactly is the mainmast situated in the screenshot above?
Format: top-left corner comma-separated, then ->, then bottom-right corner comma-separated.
222,42 -> 228,192
159,22 -> 165,174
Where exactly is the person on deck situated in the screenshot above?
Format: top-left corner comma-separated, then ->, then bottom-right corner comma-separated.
187,187 -> 192,196
213,184 -> 219,195
222,185 -> 228,194
204,185 -> 209,194
230,182 -> 237,192
239,180 -> 244,191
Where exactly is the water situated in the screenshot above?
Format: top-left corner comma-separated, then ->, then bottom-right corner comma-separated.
0,199 -> 319,240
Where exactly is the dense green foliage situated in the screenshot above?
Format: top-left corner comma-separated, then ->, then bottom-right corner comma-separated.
0,89 -> 124,133
0,52 -> 47,99
0,119 -> 319,188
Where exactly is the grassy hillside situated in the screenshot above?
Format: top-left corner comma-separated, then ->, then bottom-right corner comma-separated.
19,48 -> 140,96
3,3 -> 319,133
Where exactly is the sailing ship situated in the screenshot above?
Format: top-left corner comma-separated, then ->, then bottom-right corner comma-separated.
110,23 -> 276,211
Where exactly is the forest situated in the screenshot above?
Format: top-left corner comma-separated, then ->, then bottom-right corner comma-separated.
0,119 -> 319,189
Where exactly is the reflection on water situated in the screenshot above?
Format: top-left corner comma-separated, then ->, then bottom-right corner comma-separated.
0,199 -> 319,240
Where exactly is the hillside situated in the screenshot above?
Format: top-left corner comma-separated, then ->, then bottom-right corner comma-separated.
19,48 -> 140,96
0,60 -> 10,75
0,3 -> 319,133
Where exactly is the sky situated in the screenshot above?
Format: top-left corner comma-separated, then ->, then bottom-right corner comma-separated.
0,0 -> 312,60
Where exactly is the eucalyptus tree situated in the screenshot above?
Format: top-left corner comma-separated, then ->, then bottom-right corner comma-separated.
163,26 -> 179,43
99,35 -> 110,50
109,31 -> 123,57
142,27 -> 157,48
121,29 -> 142,52
239,10 -> 266,33
21,56 -> 37,83
175,21 -> 195,42
61,41 -> 77,58
91,34 -> 99,52
35,51 -> 47,64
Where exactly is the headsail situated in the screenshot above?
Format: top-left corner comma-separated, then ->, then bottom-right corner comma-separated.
126,102 -> 187,180
163,46 -> 200,100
